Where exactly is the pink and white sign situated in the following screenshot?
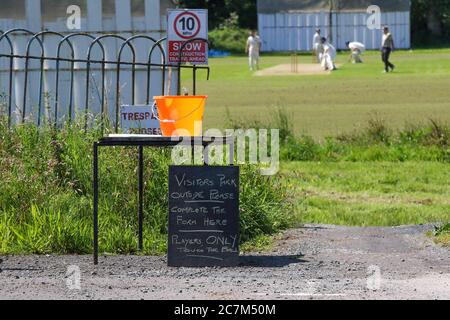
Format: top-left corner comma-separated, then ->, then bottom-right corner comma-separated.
167,9 -> 208,65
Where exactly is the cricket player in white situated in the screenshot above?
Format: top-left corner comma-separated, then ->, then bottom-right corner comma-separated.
246,31 -> 262,71
346,41 -> 365,63
313,29 -> 323,63
320,37 -> 337,71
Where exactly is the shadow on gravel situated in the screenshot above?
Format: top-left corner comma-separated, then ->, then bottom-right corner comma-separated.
239,255 -> 307,268
0,257 -> 42,272
300,225 -> 328,230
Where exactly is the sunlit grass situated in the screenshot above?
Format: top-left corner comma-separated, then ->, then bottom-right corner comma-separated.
0,119 -> 292,255
283,161 -> 450,226
181,49 -> 450,139
432,223 -> 450,247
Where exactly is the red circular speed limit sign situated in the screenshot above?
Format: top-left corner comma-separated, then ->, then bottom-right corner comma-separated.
173,12 -> 201,40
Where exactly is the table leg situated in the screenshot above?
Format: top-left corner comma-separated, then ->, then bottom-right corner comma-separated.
228,137 -> 235,166
191,140 -> 195,165
93,142 -> 99,265
203,141 -> 209,166
138,146 -> 144,251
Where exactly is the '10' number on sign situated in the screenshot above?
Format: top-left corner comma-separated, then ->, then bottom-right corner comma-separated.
179,17 -> 195,32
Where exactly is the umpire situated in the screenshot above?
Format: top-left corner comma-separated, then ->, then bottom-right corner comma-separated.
381,26 -> 395,73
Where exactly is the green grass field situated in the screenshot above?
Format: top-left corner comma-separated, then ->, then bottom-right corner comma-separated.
184,49 -> 450,139
283,161 -> 450,226
1,50 -> 449,255
196,50 -> 450,240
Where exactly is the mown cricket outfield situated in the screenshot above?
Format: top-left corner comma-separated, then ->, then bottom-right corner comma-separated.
196,49 -> 450,138
194,49 -> 450,245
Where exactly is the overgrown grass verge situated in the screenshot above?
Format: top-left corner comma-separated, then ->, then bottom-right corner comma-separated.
227,108 -> 450,163
228,109 -> 450,227
0,118 -> 293,255
282,118 -> 450,163
431,223 -> 450,247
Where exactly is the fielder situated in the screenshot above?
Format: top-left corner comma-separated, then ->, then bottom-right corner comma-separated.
320,37 -> 337,71
246,30 -> 262,71
346,41 -> 365,63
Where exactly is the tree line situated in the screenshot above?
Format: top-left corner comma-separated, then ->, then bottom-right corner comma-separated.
411,0 -> 450,44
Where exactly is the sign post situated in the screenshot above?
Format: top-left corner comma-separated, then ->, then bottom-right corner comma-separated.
168,9 -> 208,65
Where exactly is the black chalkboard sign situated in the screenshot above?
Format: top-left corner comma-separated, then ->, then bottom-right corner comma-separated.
168,166 -> 240,267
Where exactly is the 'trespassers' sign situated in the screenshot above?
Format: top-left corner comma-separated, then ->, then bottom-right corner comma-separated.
120,105 -> 161,135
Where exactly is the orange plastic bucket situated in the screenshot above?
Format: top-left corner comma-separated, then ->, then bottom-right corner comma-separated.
153,96 -> 207,137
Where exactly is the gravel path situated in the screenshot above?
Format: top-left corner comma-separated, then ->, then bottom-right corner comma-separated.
0,224 -> 448,300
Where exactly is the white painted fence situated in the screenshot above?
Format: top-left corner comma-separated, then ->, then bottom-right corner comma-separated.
258,11 -> 411,52
0,0 -> 177,126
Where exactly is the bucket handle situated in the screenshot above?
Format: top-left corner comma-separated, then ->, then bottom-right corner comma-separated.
152,102 -> 175,123
152,100 -> 205,123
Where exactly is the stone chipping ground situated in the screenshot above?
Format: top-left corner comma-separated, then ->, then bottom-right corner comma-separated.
0,224 -> 449,300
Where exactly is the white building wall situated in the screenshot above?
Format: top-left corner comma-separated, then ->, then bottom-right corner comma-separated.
0,0 -> 174,126
258,11 -> 411,52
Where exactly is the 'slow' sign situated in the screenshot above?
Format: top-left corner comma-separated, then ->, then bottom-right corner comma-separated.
168,166 -> 240,267
167,9 -> 208,65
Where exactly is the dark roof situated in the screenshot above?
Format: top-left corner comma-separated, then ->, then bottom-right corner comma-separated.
257,0 -> 410,14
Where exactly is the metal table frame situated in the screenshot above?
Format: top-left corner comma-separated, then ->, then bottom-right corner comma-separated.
93,136 -> 235,265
